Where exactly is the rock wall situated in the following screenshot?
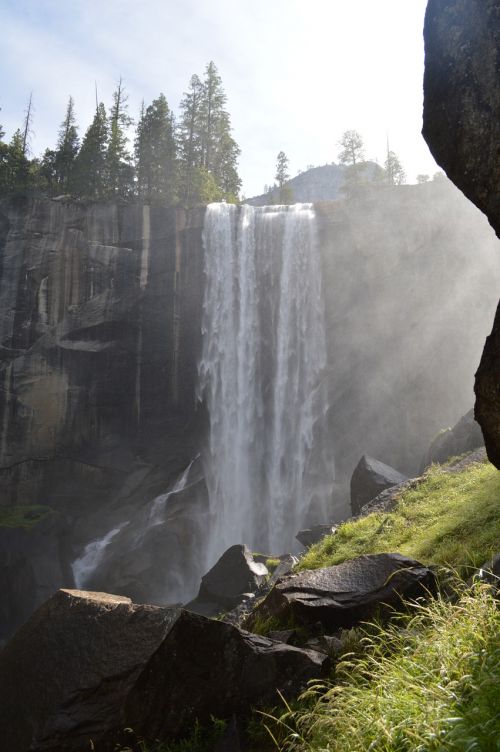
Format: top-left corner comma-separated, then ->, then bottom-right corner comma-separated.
423,0 -> 500,467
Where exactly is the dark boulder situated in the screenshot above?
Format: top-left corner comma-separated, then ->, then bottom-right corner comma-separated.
423,0 -> 500,468
296,524 -> 337,548
186,544 -> 268,617
121,611 -> 328,744
248,553 -> 436,632
0,588 -> 327,751
350,456 -> 408,515
420,409 -> 484,472
0,589 -> 179,752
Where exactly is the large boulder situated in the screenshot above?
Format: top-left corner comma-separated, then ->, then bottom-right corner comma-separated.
0,589 -> 179,751
423,0 -> 500,468
186,544 -> 268,617
247,553 -> 436,632
296,524 -> 337,548
350,456 -> 408,515
121,611 -> 328,744
0,588 -> 326,751
420,409 -> 484,472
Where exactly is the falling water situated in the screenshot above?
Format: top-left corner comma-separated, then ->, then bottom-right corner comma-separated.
72,521 -> 129,589
148,455 -> 200,526
199,203 -> 334,560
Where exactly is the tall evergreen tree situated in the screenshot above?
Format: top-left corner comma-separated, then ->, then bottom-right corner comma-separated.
178,62 -> 240,204
106,78 -> 133,199
0,111 -> 8,193
5,129 -> 29,193
178,74 -> 204,203
135,93 -> 177,204
385,148 -> 406,185
74,102 -> 108,199
54,96 -> 79,192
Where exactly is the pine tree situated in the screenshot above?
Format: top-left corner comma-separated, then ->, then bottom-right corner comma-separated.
54,96 -> 79,193
0,111 -> 8,194
5,129 -> 28,193
178,74 -> 204,203
178,62 -> 240,204
135,93 -> 177,204
338,129 -> 367,194
385,148 -> 406,185
275,151 -> 293,203
74,102 -> 108,199
106,78 -> 133,199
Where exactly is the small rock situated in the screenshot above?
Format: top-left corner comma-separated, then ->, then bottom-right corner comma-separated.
296,525 -> 337,548
350,456 -> 408,515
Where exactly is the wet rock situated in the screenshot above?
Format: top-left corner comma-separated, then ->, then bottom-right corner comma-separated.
423,0 -> 500,468
477,553 -> 500,589
350,456 -> 408,515
296,524 -> 337,548
420,409 -> 484,472
186,544 -> 268,617
248,553 -> 436,632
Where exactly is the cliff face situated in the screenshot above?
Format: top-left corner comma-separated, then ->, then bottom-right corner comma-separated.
1,185 -> 499,639
0,198 -> 205,516
423,0 -> 500,467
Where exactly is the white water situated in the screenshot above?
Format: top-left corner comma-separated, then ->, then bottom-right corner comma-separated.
148,456 -> 199,526
72,522 -> 129,589
199,203 -> 334,560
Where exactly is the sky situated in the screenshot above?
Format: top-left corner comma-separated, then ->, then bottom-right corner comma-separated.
0,0 -> 437,197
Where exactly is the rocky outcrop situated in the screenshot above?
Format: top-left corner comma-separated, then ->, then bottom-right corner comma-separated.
423,0 -> 500,468
0,588 -> 327,751
186,544 -> 268,617
350,456 -> 408,515
248,553 -> 436,632
420,409 -> 484,471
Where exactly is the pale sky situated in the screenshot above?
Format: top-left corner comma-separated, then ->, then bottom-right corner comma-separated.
0,0 -> 437,196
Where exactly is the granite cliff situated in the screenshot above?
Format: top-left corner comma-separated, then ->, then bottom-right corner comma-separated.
423,0 -> 500,468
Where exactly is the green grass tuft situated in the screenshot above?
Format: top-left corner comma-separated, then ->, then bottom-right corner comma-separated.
298,459 -> 499,576
265,580 -> 500,751
0,504 -> 53,529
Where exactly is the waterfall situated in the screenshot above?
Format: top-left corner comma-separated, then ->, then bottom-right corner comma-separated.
199,203 -> 334,561
72,522 -> 129,590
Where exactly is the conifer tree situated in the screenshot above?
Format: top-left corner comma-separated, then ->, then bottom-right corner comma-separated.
54,96 -> 79,192
135,93 -> 177,204
106,78 -> 133,198
384,148 -> 406,185
0,112 -> 8,193
178,74 -> 204,203
5,129 -> 29,193
74,102 -> 108,199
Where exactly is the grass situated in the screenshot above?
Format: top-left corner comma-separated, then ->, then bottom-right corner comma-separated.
0,504 -> 53,529
262,579 -> 500,751
117,718 -> 227,752
298,459 -> 499,576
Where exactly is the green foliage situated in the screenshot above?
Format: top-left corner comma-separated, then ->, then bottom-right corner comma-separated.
106,77 -> 134,199
385,149 -> 406,185
118,717 -> 227,752
265,580 -> 500,751
266,557 -> 281,573
135,94 -> 177,205
0,504 -> 52,529
53,96 -> 79,193
298,458 -> 500,576
74,102 -> 108,199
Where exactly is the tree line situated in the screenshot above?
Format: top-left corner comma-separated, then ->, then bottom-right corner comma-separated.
0,61 -> 241,206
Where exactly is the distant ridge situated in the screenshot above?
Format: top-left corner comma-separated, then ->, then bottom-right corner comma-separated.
246,161 -> 382,205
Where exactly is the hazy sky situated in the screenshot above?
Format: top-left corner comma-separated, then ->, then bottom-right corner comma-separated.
0,0 -> 437,196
